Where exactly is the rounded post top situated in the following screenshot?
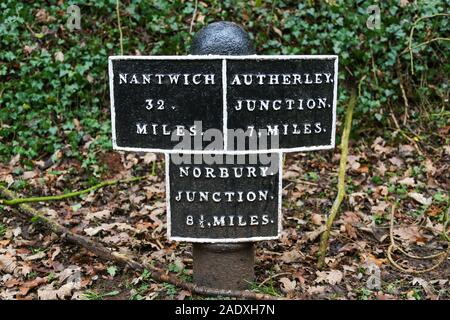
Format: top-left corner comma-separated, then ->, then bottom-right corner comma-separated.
191,21 -> 255,55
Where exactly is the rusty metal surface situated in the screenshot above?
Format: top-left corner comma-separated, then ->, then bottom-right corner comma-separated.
193,243 -> 255,290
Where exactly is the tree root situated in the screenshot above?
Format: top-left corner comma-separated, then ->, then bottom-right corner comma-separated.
0,186 -> 280,300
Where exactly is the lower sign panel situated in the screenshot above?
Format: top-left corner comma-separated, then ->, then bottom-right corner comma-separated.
166,153 -> 282,242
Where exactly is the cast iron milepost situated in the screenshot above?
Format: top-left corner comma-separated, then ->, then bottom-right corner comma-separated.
190,21 -> 256,290
109,21 -> 338,291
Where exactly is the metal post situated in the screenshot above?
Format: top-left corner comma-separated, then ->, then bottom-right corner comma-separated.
190,21 -> 256,290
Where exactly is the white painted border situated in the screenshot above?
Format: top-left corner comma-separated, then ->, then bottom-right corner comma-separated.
109,55 -> 338,60
109,55 -> 338,154
165,152 -> 283,243
108,58 -> 117,149
222,59 -> 228,151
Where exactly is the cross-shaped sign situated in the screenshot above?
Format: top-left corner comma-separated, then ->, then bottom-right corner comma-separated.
108,21 -> 338,289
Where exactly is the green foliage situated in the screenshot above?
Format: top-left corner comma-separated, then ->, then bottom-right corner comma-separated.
0,0 -> 448,163
107,265 -> 118,277
162,283 -> 178,298
0,223 -> 6,237
82,289 -> 120,300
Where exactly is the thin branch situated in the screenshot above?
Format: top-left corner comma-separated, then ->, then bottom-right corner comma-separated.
411,37 -> 450,50
189,0 -> 199,34
389,112 -> 423,156
116,0 -> 124,55
0,175 -> 149,205
408,13 -> 450,75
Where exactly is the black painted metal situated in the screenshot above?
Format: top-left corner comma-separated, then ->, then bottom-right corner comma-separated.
168,153 -> 280,240
111,59 -> 223,150
190,21 -> 256,290
226,58 -> 336,150
191,21 -> 255,55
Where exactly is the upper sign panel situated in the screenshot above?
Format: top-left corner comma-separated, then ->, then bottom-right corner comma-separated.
109,55 -> 338,153
225,57 -> 337,152
109,57 -> 224,152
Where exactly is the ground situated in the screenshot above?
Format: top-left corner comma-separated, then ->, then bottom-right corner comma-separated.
0,116 -> 448,300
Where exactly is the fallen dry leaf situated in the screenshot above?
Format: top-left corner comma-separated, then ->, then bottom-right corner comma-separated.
408,192 -> 431,206
18,277 -> 47,296
24,251 -> 46,261
279,277 -> 296,293
280,249 -> 302,264
0,254 -> 17,273
389,157 -> 404,168
315,270 -> 343,285
311,213 -> 324,226
86,209 -> 111,221
394,225 -> 427,244
371,201 -> 390,214
37,283 -> 75,300
398,177 -> 415,186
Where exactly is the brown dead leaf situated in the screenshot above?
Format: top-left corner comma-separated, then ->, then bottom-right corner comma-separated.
305,225 -> 326,242
311,213 -> 324,226
37,283 -> 75,300
24,251 -> 46,261
408,192 -> 431,206
371,201 -> 390,214
176,290 -> 192,300
272,26 -> 283,37
54,51 -> 64,62
279,277 -> 296,293
280,249 -> 302,264
426,205 -> 442,218
19,277 -> 47,296
22,171 -> 37,180
86,209 -> 111,221
412,278 -> 437,300
399,177 -> 415,186
142,153 -> 157,164
371,137 -> 392,155
357,165 -> 369,174
376,161 -> 387,176
0,254 -> 17,273
424,159 -> 436,176
315,270 -> 343,285
394,225 -> 427,244
399,144 -> 415,156
389,157 -> 404,168
307,285 -> 326,295
347,155 -> 361,171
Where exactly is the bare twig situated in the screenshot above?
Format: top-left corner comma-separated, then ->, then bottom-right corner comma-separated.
0,186 -> 280,300
389,112 -> 423,156
0,175 -> 149,205
116,0 -> 124,55
189,0 -> 199,34
258,272 -> 291,288
408,13 -> 450,75
387,205 -> 448,274
317,89 -> 356,269
396,60 -> 410,125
